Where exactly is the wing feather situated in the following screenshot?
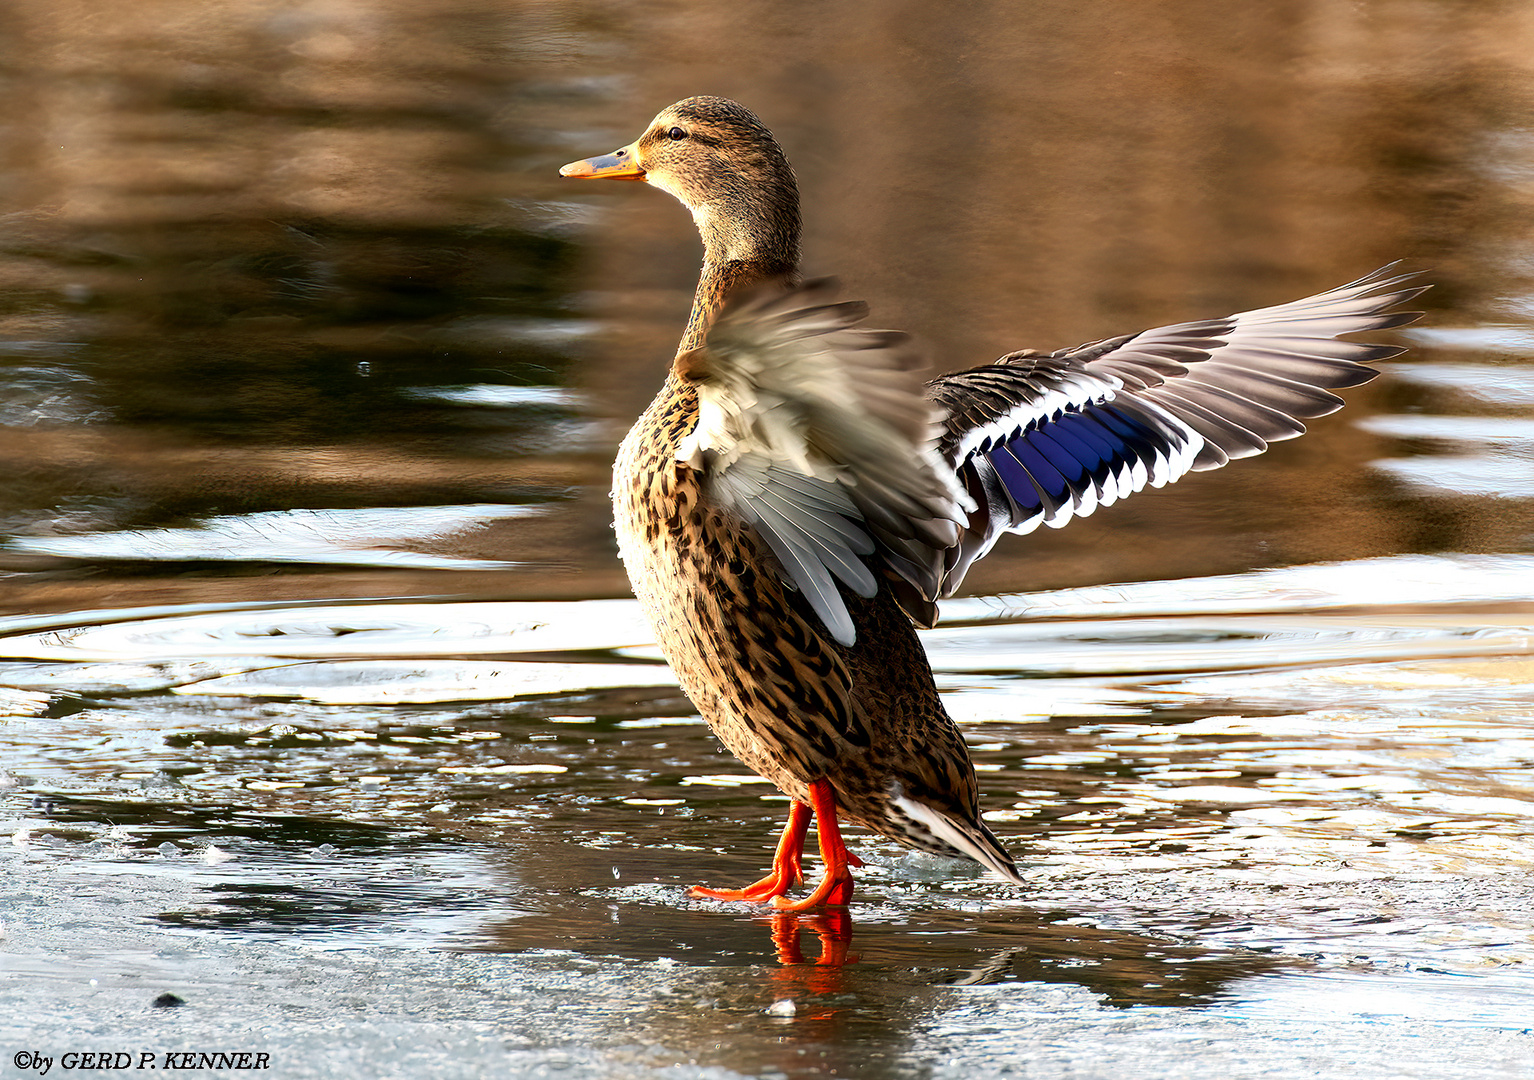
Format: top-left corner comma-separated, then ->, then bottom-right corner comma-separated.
677,266 -> 1424,639
918,264 -> 1425,609
679,281 -> 969,646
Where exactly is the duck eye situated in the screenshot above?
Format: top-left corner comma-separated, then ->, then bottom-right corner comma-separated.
667,126 -> 687,141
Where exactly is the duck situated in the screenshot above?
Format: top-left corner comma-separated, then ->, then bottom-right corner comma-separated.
560,96 -> 1423,911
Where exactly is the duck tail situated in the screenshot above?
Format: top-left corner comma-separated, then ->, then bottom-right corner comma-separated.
890,790 -> 1025,884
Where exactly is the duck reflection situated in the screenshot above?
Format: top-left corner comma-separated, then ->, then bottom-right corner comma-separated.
767,909 -> 857,970
478,838 -> 1287,1010
470,865 -> 1294,1080
762,905 -> 1285,1009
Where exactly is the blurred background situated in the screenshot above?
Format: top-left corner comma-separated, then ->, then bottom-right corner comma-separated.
0,0 -> 1531,617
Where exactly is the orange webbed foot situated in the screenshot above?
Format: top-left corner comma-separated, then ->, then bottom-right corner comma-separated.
689,799 -> 809,903
770,779 -> 858,910
689,862 -> 798,902
692,779 -> 862,910
768,862 -> 854,911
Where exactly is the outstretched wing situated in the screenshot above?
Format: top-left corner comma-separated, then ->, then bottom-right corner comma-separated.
677,280 -> 970,646
907,264 -> 1427,617
681,267 -> 1425,643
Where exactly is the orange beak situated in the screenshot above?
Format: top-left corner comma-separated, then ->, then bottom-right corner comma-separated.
559,143 -> 647,181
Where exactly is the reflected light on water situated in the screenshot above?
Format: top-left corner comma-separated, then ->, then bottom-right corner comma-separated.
5,504 -> 545,569
6,561 -> 1533,1077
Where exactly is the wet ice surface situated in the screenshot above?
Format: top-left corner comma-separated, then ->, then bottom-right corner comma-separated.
3,558 -> 1534,1079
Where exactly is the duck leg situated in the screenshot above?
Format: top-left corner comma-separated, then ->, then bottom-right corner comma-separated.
690,798 -> 812,902
770,779 -> 863,912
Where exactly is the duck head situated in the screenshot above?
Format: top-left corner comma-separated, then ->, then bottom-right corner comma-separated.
560,96 -> 801,269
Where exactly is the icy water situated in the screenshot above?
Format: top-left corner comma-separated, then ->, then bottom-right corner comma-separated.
4,566 -> 1534,1079
4,2 -> 1534,1078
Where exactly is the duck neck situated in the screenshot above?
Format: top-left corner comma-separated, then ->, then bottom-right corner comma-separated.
678,255 -> 798,354
676,188 -> 802,355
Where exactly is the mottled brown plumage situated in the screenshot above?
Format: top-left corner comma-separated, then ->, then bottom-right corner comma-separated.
612,370 -> 980,840
567,97 -> 1018,906
562,96 -> 1422,908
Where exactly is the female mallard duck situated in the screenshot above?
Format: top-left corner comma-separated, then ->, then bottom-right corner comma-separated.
561,96 -> 1422,910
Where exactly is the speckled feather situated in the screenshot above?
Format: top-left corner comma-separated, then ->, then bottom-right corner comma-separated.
612,370 -> 1017,874
573,95 -> 1420,892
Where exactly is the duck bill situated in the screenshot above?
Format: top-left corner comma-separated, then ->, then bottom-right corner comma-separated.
559,144 -> 647,181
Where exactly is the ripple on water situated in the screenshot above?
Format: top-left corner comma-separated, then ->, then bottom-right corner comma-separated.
2,554 -> 1533,1067
3,504 -> 547,570
171,659 -> 677,704
0,598 -> 656,661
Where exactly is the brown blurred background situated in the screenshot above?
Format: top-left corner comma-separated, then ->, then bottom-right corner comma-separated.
1,0 -> 1531,617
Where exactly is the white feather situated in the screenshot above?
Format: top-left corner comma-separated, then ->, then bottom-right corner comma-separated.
891,790 -> 1024,884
